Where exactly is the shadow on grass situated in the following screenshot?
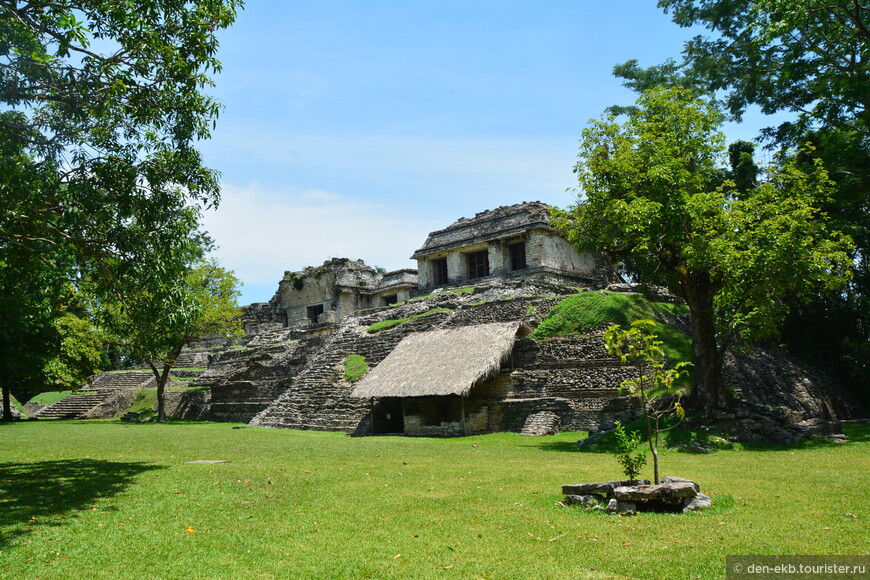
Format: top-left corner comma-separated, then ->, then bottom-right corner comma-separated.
534,440 -> 582,453
537,420 -> 870,454
0,459 -> 164,548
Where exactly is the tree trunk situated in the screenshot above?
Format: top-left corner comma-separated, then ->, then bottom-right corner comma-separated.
2,375 -> 13,422
157,364 -> 170,422
150,343 -> 184,423
680,270 -> 729,418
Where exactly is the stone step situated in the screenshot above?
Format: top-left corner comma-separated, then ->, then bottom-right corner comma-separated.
34,392 -> 116,419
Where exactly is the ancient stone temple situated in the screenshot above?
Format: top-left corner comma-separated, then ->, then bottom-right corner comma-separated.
33,200 -> 855,439
412,201 -> 615,290
241,258 -> 419,334
196,201 -> 636,436
241,202 -> 615,336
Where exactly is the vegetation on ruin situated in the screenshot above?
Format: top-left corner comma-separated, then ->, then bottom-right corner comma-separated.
28,391 -> 75,405
367,308 -> 454,333
408,287 -> 476,303
556,87 -> 853,417
531,291 -> 692,368
0,421 -> 866,579
343,354 -> 370,383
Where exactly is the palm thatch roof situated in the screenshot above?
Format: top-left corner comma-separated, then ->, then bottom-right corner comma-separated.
350,322 -> 523,398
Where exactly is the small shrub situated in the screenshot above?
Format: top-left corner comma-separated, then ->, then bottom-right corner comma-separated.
613,420 -> 647,480
604,320 -> 690,484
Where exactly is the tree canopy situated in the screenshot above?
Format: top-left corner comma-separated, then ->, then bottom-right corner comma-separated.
613,0 -> 869,391
100,259 -> 243,421
0,1 -> 242,417
1,1 -> 242,284
555,86 -> 853,415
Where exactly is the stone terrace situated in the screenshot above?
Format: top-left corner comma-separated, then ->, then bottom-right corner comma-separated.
192,280 -> 647,435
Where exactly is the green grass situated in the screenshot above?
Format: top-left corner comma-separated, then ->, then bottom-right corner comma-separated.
367,308 -> 453,333
532,291 -> 692,367
127,389 -> 158,418
27,390 -> 74,405
343,354 -> 369,383
0,421 -> 866,579
409,286 -> 476,302
11,394 -> 25,415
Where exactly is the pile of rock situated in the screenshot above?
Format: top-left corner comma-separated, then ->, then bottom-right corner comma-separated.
561,476 -> 712,514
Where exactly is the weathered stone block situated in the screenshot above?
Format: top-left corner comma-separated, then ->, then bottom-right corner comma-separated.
564,494 -> 602,507
682,493 -> 712,512
661,476 -> 700,493
613,481 -> 698,501
604,499 -> 637,513
562,480 -> 650,496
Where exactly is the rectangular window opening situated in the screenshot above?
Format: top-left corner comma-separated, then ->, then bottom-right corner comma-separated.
306,304 -> 324,324
466,250 -> 490,279
509,242 -> 527,271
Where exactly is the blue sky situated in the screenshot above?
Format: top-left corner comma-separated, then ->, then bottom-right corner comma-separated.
198,1 -> 780,304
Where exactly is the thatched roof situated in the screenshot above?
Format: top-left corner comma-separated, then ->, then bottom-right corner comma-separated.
350,322 -> 523,398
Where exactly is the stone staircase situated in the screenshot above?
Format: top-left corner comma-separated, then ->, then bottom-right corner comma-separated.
194,341 -> 309,422
248,325 -> 373,431
33,370 -> 157,420
33,391 -> 117,419
88,370 -> 156,391
521,411 -> 562,436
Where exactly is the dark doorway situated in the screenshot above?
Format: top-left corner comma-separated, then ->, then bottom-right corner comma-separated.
372,398 -> 404,434
306,304 -> 324,323
432,258 -> 448,286
509,242 -> 527,271
466,250 -> 490,279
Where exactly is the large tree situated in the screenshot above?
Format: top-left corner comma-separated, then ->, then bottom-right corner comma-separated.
1,1 -> 242,405
614,0 -> 870,392
555,87 -> 853,416
100,259 -> 242,422
0,251 -> 101,420
0,0 -> 241,275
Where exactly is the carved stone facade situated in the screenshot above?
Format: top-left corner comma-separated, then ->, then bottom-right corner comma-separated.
242,258 -> 418,334
412,201 -> 615,290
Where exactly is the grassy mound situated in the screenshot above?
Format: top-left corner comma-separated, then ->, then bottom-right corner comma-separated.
27,390 -> 74,405
531,290 -> 692,366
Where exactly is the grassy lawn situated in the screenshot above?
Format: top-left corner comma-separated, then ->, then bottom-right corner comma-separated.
0,422 -> 867,579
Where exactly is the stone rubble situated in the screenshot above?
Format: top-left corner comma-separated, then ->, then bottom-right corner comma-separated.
562,476 -> 712,513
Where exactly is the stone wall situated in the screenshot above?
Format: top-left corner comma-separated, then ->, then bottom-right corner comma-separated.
163,389 -> 211,421
193,341 -> 309,422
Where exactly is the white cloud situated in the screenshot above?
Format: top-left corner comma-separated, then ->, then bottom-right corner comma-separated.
201,183 -> 436,302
